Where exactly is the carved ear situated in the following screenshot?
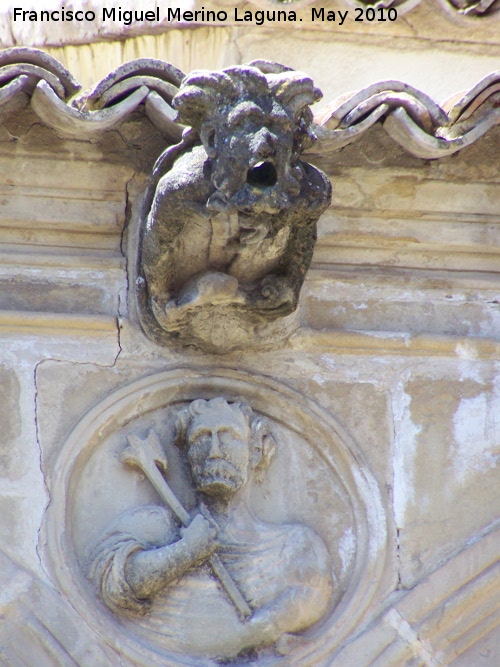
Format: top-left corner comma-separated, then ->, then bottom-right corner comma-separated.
260,431 -> 276,470
269,72 -> 322,122
200,123 -> 217,158
250,417 -> 276,470
232,400 -> 253,421
296,107 -> 318,152
174,409 -> 190,447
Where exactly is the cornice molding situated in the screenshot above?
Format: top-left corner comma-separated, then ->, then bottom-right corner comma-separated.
0,311 -> 498,360
291,329 -> 500,359
0,310 -> 117,336
1,48 -> 499,159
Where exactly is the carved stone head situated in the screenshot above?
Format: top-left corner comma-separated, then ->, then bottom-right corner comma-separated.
173,61 -> 323,214
176,397 -> 275,499
136,62 -> 331,353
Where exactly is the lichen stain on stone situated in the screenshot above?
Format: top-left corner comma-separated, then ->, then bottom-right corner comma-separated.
392,383 -> 421,528
404,378 -> 482,493
376,175 -> 419,201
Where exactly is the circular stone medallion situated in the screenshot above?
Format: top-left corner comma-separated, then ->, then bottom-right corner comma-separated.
44,369 -> 386,666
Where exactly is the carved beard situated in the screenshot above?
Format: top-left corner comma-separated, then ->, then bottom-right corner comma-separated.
193,459 -> 247,498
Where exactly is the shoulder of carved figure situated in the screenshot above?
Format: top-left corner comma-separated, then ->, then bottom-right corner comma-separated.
283,522 -> 332,573
154,146 -> 209,194
102,504 -> 179,549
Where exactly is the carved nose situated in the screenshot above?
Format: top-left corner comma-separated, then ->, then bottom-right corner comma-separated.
255,130 -> 275,160
248,128 -> 274,158
247,130 -> 278,188
257,144 -> 273,161
208,431 -> 223,457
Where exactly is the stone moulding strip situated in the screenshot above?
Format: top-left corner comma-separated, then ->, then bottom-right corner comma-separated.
312,245 -> 500,274
0,247 -> 124,265
291,329 -> 500,359
330,522 -> 500,665
1,314 -> 497,357
0,310 -> 116,336
0,47 -> 500,158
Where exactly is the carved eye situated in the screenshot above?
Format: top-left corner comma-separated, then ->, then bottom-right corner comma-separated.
246,161 -> 278,188
202,126 -> 217,156
206,129 -> 216,149
191,433 -> 211,450
218,431 -> 237,447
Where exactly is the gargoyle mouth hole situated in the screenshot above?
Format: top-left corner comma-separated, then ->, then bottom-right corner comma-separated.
246,161 -> 278,188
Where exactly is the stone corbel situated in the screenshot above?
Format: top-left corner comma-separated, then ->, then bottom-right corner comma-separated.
134,61 -> 332,353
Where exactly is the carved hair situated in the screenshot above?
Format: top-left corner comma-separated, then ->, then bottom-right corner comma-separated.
175,397 -> 275,473
173,62 -> 322,138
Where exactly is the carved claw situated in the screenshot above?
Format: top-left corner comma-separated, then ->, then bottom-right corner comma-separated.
253,276 -> 294,310
175,272 -> 241,307
154,272 -> 247,331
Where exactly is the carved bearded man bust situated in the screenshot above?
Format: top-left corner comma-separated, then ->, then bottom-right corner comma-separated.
136,62 -> 332,352
88,398 -> 333,661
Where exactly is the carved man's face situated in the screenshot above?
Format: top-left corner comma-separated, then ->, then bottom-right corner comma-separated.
187,405 -> 251,500
204,102 -> 301,216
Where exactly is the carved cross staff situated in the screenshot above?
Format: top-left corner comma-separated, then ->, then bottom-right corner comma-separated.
120,430 -> 252,620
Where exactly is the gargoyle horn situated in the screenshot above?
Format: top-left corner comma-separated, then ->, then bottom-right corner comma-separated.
247,59 -> 294,75
270,72 -> 323,121
222,66 -> 269,98
173,70 -> 238,128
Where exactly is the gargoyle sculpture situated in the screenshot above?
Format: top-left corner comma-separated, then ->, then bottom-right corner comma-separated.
136,61 -> 331,353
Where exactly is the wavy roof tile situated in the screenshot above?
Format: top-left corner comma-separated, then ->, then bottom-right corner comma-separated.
1,47 -> 500,159
353,0 -> 500,15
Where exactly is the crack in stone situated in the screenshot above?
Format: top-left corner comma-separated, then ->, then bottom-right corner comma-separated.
118,174 -> 134,319
31,219 -> 125,568
396,527 -> 403,590
33,359 -> 50,575
114,317 -> 123,367
32,324 -> 122,578
389,381 -> 404,592
231,27 -> 244,65
400,15 -> 419,39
